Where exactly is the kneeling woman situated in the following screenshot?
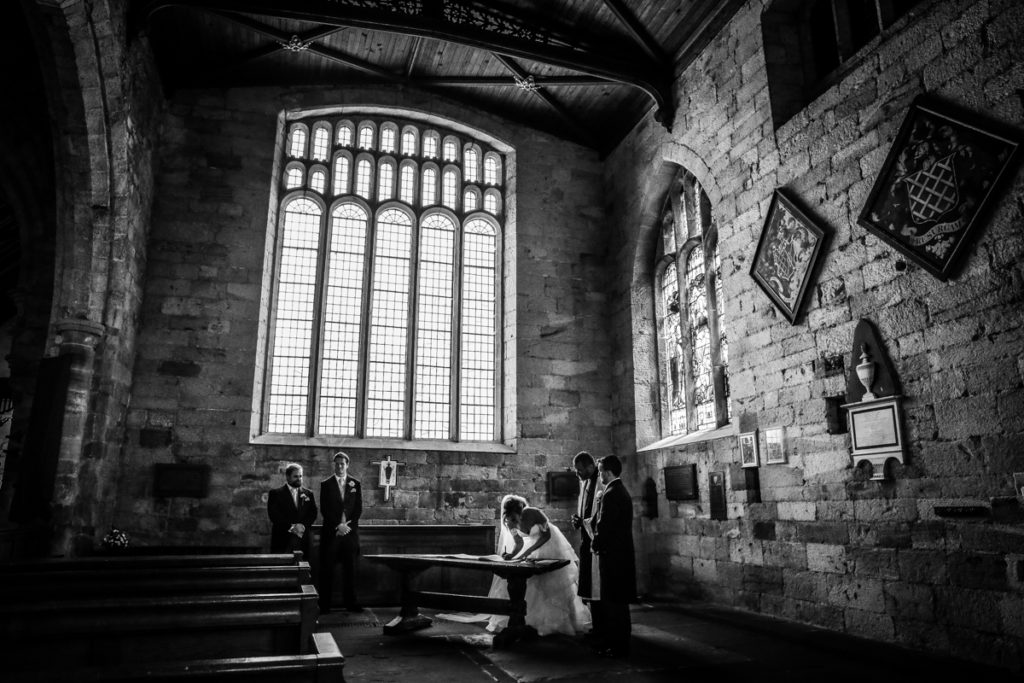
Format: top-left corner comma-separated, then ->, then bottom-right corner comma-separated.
487,494 -> 591,636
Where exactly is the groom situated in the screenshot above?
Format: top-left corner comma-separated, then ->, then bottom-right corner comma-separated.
590,455 -> 636,658
570,452 -> 600,621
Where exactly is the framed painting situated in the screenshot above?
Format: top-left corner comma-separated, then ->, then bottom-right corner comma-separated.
751,190 -> 828,324
763,427 -> 786,465
858,97 -> 1020,280
739,431 -> 759,468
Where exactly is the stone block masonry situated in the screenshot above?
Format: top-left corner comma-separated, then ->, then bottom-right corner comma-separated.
609,0 -> 1024,671
119,85 -> 614,551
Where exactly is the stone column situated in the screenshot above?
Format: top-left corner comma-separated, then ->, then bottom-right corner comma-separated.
49,317 -> 105,556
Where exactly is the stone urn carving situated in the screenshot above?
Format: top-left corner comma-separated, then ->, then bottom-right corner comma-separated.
856,344 -> 876,401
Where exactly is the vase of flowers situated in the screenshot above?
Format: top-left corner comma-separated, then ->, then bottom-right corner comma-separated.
101,527 -> 130,554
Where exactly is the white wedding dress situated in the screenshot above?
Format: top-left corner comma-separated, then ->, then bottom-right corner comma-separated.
486,510 -> 591,637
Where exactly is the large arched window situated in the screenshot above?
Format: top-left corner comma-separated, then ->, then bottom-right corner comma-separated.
654,168 -> 729,435
261,114 -> 506,442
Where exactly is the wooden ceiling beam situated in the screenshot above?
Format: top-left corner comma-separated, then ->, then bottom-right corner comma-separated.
204,25 -> 344,79
404,36 -> 423,78
599,0 -> 665,63
135,0 -> 674,127
493,54 -> 597,150
416,75 -> 609,87
208,10 -> 406,84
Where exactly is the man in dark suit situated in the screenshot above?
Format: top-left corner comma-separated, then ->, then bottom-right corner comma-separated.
590,455 -> 636,658
319,451 -> 363,613
267,463 -> 317,557
569,450 -> 600,636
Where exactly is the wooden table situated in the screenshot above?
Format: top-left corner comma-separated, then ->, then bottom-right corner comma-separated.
365,553 -> 570,648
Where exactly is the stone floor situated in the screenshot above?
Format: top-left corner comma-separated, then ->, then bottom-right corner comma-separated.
316,601 -> 1002,682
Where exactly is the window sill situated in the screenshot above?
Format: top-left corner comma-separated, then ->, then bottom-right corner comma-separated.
250,433 -> 516,454
637,423 -> 736,452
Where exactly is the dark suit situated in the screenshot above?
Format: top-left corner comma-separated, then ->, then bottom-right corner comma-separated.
590,478 -> 636,655
576,471 -> 600,600
319,475 -> 362,611
267,484 -> 318,557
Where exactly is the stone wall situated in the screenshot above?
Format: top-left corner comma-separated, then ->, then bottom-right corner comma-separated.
118,86 -> 612,546
605,0 -> 1024,670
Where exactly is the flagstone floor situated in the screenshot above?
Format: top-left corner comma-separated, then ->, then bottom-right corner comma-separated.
317,600 -> 1003,682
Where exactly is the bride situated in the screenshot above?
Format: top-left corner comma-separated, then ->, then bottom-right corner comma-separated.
486,494 -> 591,636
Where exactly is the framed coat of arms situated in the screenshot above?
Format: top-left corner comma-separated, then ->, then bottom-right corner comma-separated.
750,190 -> 829,324
858,97 -> 1020,280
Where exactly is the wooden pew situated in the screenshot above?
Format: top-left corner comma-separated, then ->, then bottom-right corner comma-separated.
0,551 -> 305,572
0,563 -> 311,601
8,632 -> 345,683
0,585 -> 319,671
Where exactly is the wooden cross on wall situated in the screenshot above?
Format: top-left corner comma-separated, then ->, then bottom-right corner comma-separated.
371,455 -> 404,501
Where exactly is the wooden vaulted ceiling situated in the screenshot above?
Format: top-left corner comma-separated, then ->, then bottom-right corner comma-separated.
133,0 -> 744,153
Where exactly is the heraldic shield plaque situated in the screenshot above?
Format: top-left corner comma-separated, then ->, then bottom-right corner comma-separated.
858,96 -> 1019,280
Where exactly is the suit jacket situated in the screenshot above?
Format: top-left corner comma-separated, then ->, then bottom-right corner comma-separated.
590,478 -> 636,603
319,475 -> 363,543
267,484 -> 318,555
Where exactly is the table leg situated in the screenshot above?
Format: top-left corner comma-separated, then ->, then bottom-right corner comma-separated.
492,575 -> 536,648
383,569 -> 433,635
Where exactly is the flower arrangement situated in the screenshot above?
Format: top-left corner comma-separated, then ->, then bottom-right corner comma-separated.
102,527 -> 129,550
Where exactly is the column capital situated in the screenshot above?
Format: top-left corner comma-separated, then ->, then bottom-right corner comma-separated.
55,318 -> 106,349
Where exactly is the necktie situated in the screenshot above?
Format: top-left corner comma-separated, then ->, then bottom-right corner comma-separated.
338,477 -> 345,501
292,486 -> 299,508
578,479 -> 588,517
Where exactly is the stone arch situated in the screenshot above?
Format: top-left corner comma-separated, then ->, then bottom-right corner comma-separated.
627,142 -> 722,449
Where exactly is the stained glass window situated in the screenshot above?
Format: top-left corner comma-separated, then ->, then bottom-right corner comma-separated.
655,169 -> 729,435
263,115 -> 506,442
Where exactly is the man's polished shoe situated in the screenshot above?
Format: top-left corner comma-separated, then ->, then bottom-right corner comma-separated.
598,647 -> 629,658
345,605 -> 364,613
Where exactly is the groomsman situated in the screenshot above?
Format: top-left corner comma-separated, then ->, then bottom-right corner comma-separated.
590,455 -> 636,658
319,451 -> 363,613
570,451 -> 600,635
267,463 -> 317,557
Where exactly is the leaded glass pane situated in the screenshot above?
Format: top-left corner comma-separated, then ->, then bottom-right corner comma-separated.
423,133 -> 438,159
289,127 -> 306,158
661,263 -> 685,434
399,164 -> 416,204
358,125 -> 374,150
312,127 -> 330,161
366,209 -> 412,437
318,203 -> 368,435
414,214 -> 456,439
484,155 -> 500,185
402,130 -> 417,156
380,127 -> 396,153
267,198 -> 320,433
422,168 -> 437,206
378,161 -> 394,201
336,124 -> 353,146
459,219 -> 496,441
464,148 -> 479,182
686,247 -> 713,430
333,157 -> 350,195
355,159 -> 372,199
442,169 -> 458,209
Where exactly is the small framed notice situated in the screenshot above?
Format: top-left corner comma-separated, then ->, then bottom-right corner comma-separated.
763,427 -> 786,465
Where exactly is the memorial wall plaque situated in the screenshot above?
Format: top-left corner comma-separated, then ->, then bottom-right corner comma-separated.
709,471 -> 727,521
664,464 -> 698,501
